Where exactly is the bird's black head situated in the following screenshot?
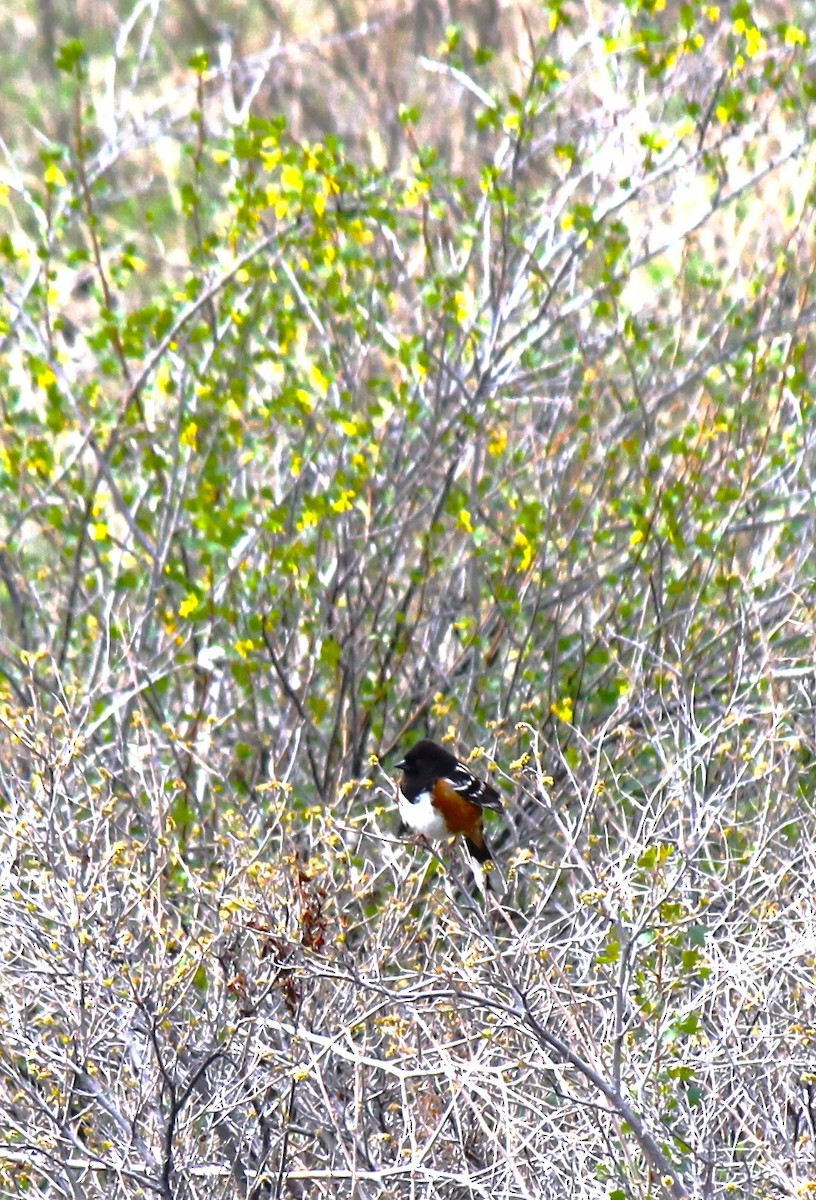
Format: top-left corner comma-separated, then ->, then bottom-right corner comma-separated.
394,739 -> 458,778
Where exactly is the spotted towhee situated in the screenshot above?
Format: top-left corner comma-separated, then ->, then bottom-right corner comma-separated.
394,739 -> 503,891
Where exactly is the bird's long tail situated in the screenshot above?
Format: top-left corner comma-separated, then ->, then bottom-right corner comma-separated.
464,834 -> 503,894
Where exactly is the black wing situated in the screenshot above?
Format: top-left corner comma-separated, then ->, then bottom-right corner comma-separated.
447,761 -> 503,812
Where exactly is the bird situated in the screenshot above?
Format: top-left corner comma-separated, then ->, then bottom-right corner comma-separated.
394,739 -> 503,892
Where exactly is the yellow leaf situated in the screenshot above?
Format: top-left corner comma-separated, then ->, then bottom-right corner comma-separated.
513,530 -> 534,571
488,429 -> 507,457
179,594 -> 199,618
349,219 -> 374,245
310,364 -> 330,397
89,522 -> 108,542
402,177 -> 429,207
784,24 -> 806,46
332,489 -> 355,514
180,421 -> 198,449
44,163 -> 67,188
313,192 -> 326,217
551,696 -> 574,723
281,164 -> 303,193
453,289 -> 470,323
744,26 -> 765,57
34,362 -> 56,389
261,145 -> 282,170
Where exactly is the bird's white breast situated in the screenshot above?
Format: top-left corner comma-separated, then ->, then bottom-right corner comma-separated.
398,788 -> 449,840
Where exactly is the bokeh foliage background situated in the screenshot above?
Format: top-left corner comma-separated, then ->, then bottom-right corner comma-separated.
2,2 -> 816,1197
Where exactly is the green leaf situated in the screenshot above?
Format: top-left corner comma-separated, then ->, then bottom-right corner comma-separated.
188,49 -> 210,73
55,39 -> 86,74
597,938 -> 620,965
320,638 -> 342,669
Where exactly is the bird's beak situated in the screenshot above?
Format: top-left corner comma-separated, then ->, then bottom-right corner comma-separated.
394,758 -> 406,771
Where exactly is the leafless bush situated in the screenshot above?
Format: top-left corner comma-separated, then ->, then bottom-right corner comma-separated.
3,2 -> 816,1197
